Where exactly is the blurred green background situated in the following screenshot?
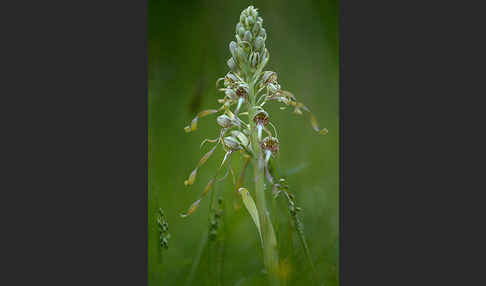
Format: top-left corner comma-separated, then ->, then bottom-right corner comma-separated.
148,0 -> 339,285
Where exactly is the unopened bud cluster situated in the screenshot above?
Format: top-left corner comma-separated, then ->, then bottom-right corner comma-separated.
228,6 -> 268,73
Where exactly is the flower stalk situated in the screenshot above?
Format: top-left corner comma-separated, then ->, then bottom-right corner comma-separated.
248,81 -> 280,284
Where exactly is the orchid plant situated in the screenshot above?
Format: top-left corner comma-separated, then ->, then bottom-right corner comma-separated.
180,5 -> 327,285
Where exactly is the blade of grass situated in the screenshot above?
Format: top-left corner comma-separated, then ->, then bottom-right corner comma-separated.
184,230 -> 208,286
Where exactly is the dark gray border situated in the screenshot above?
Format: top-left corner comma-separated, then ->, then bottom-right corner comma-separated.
4,0 -> 481,284
3,0 -> 148,284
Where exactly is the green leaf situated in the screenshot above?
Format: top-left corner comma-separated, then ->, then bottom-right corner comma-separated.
238,188 -> 263,246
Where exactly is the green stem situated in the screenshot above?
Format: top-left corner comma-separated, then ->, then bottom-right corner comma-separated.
297,226 -> 318,284
248,80 -> 280,286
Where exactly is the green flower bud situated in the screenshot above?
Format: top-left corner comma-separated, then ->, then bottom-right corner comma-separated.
217,114 -> 233,128
240,13 -> 246,23
248,6 -> 257,17
236,22 -> 243,34
243,30 -> 252,42
250,52 -> 260,68
254,36 -> 264,51
237,46 -> 248,61
243,6 -> 251,15
261,48 -> 268,64
259,28 -> 266,40
227,57 -> 237,72
252,22 -> 261,35
238,26 -> 245,38
246,15 -> 255,27
229,41 -> 237,58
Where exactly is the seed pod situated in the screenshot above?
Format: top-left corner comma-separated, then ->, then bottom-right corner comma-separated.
229,41 -> 237,58
227,57 -> 237,72
243,30 -> 252,42
217,114 -> 233,128
224,136 -> 242,150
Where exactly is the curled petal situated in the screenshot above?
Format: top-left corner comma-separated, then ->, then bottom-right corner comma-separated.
215,77 -> 224,89
184,117 -> 198,133
200,137 -> 219,149
281,90 -> 297,101
185,144 -> 218,187
180,199 -> 201,218
184,109 -> 219,133
309,112 -> 328,135
202,178 -> 215,196
217,166 -> 231,182
220,150 -> 232,169
184,168 -> 198,187
286,99 -> 328,135
181,158 -> 227,218
198,144 -> 218,167
293,107 -> 303,115
290,101 -> 305,115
